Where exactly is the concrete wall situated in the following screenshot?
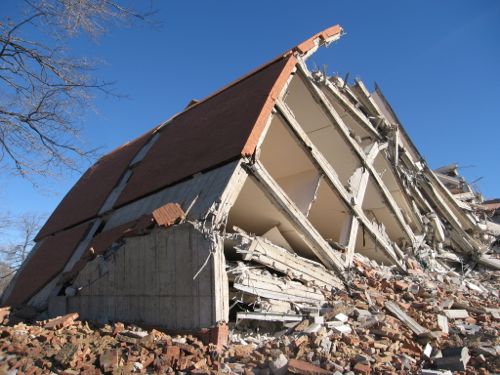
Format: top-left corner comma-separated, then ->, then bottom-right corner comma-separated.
64,223 -> 228,330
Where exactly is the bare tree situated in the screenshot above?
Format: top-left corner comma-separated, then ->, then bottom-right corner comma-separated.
0,213 -> 45,271
0,262 -> 14,295
0,213 -> 43,290
0,0 -> 156,178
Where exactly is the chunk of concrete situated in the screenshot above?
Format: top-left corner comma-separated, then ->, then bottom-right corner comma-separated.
443,309 -> 468,319
332,324 -> 352,334
269,352 -> 288,375
423,343 -> 433,358
335,313 -> 349,323
287,359 -> 331,374
304,323 -> 322,333
437,314 -> 449,334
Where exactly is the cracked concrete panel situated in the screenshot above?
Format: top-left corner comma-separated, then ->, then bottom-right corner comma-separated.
67,224 -> 226,329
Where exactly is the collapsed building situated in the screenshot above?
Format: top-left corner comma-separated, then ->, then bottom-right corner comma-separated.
2,25 -> 499,330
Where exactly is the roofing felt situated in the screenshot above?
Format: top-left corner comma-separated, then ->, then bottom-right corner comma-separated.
36,131 -> 153,240
5,222 -> 92,306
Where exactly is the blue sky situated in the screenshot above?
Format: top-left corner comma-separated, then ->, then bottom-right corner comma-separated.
2,0 -> 499,220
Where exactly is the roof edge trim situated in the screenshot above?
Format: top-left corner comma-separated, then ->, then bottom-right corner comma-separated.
241,24 -> 344,156
241,55 -> 298,156
294,25 -> 344,59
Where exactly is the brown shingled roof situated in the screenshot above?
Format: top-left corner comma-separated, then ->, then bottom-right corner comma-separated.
36,25 -> 343,234
115,55 -> 297,206
36,131 -> 153,240
5,222 -> 92,306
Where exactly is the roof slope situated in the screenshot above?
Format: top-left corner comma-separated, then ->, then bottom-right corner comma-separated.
36,131 -> 153,240
35,25 -> 343,241
35,55 -> 297,241
115,55 -> 295,206
5,222 -> 92,306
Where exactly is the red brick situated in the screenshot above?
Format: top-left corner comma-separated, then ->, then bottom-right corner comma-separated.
287,359 -> 331,375
0,307 -> 11,323
164,345 -> 181,367
231,344 -> 254,359
99,349 -> 119,373
152,203 -> 185,227
209,322 -> 228,353
394,280 -> 409,291
44,312 -> 79,330
353,362 -> 372,375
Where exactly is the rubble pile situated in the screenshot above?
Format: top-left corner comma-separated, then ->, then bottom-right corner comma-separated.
0,312 -> 226,374
226,254 -> 499,375
1,252 -> 498,374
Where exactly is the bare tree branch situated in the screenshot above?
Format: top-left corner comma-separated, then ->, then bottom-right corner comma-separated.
0,212 -> 45,292
0,0 -> 157,179
0,262 -> 14,295
0,212 -> 45,270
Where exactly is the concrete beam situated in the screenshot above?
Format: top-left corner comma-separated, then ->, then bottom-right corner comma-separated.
322,76 -> 381,137
229,230 -> 344,290
340,143 -> 382,266
274,100 -> 404,270
296,61 -> 416,247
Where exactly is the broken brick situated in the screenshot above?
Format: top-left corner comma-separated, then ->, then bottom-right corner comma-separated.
353,362 -> 372,375
287,358 -> 331,375
0,307 -> 11,324
99,349 -> 119,373
164,345 -> 181,367
209,322 -> 228,353
44,312 -> 79,330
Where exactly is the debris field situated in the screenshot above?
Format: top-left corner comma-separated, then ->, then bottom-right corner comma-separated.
1,251 -> 498,374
